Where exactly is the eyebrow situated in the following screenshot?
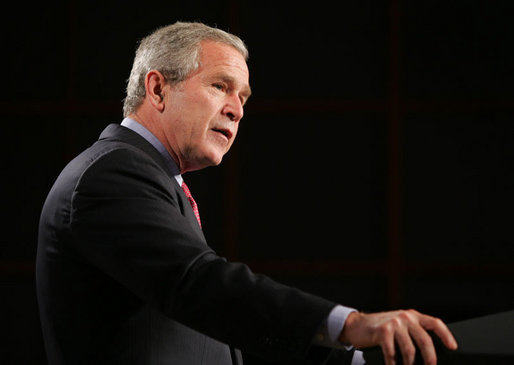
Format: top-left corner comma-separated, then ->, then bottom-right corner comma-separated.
218,74 -> 252,102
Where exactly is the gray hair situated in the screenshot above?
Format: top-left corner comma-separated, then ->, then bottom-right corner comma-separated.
123,22 -> 249,117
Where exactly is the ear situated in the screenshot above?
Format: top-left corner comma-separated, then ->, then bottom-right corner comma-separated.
145,70 -> 167,112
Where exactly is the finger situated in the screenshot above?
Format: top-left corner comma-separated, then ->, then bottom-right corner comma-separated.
408,323 -> 437,365
378,324 -> 397,365
419,314 -> 458,350
394,328 -> 417,365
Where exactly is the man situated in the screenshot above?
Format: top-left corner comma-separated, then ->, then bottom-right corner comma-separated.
36,22 -> 457,365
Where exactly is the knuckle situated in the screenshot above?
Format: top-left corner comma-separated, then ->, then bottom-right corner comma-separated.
405,346 -> 416,358
407,308 -> 420,315
377,324 -> 391,337
417,335 -> 431,348
389,318 -> 401,330
390,314 -> 404,328
433,317 -> 445,328
398,310 -> 411,321
426,355 -> 437,365
390,316 -> 403,330
378,322 -> 397,338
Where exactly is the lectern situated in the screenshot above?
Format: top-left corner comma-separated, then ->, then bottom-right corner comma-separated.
362,310 -> 514,364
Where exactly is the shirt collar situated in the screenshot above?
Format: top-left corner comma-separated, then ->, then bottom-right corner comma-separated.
120,118 -> 183,186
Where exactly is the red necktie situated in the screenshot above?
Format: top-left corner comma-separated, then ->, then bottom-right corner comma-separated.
181,181 -> 201,228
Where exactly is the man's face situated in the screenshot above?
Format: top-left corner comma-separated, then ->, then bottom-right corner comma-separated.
161,41 -> 251,173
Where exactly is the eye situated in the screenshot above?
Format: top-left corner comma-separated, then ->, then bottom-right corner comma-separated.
213,83 -> 225,91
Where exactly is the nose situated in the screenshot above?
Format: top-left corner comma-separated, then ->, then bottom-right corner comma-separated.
222,95 -> 244,122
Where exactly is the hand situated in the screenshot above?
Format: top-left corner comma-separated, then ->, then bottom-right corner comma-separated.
339,309 -> 458,365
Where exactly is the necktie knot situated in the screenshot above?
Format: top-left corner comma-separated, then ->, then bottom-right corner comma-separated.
181,181 -> 201,228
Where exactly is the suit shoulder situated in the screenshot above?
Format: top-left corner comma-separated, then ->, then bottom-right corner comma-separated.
74,142 -> 173,195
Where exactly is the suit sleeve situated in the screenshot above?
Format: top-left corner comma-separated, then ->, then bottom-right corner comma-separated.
70,147 -> 338,364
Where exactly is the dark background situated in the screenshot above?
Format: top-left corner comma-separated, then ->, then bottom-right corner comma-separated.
2,1 -> 513,363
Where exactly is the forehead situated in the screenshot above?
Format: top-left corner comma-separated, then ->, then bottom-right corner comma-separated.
196,41 -> 250,85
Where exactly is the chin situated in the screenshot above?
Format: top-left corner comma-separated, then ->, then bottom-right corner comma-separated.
190,152 -> 225,171
208,154 -> 224,167
204,146 -> 228,166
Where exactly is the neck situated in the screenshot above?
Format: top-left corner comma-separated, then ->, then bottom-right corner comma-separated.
127,112 -> 183,173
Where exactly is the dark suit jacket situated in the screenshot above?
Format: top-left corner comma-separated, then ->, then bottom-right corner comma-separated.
36,124 -> 344,364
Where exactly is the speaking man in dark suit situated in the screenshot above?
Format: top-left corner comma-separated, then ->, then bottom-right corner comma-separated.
36,22 -> 457,365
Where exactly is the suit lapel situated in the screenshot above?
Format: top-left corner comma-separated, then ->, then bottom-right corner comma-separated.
98,124 -> 206,241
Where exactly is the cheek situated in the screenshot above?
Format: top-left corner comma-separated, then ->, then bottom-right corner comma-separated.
176,92 -> 225,148
180,108 -> 213,142
186,115 -> 220,155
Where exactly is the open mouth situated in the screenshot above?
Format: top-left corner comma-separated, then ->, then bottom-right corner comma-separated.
212,128 -> 231,140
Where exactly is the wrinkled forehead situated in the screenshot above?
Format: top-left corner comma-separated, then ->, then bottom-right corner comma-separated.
197,41 -> 251,92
